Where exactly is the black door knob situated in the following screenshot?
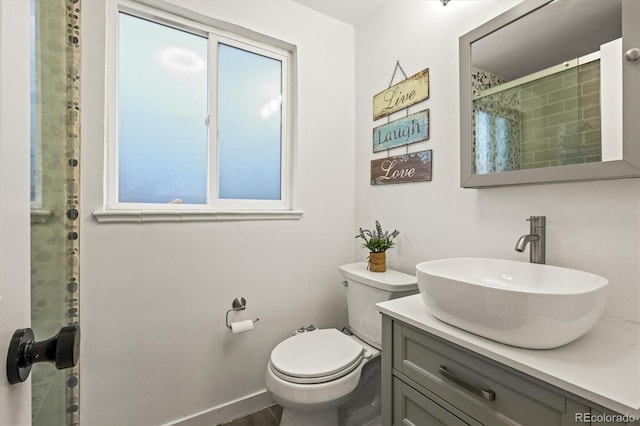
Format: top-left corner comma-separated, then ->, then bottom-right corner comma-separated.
6,324 -> 80,385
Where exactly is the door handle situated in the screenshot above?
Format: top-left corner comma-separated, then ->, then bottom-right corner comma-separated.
6,324 -> 80,385
625,48 -> 640,62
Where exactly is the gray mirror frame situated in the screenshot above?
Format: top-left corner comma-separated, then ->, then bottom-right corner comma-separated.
460,0 -> 640,188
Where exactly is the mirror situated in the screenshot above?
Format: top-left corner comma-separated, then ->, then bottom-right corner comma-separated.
460,0 -> 640,188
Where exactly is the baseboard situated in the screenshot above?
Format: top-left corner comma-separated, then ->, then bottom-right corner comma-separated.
168,389 -> 274,426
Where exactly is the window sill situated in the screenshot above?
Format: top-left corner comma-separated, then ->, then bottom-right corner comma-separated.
92,209 -> 304,223
31,208 -> 54,224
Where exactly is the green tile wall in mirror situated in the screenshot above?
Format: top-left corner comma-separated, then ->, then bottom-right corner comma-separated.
459,0 -> 640,188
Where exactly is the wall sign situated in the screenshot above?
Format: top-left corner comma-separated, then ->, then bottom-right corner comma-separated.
373,68 -> 429,120
371,150 -> 432,185
372,109 -> 429,152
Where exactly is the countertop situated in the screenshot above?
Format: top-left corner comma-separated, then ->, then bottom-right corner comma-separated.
377,294 -> 640,417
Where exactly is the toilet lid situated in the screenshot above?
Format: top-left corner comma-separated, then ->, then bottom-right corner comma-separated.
270,329 -> 364,384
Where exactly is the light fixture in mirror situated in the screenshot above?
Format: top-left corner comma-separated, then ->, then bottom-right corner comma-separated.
460,0 -> 640,188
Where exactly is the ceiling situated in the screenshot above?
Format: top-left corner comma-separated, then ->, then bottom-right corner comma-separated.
292,0 -> 389,25
292,0 -> 622,80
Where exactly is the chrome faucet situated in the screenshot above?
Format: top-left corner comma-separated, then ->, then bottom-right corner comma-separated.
515,216 -> 546,264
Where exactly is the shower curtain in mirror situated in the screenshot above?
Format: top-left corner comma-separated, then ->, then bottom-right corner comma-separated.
471,69 -> 521,174
31,0 -> 81,424
472,87 -> 522,174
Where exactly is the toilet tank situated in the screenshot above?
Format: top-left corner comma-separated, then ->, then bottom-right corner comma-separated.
339,263 -> 417,349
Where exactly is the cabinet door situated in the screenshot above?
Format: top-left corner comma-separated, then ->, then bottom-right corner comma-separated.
393,378 -> 471,426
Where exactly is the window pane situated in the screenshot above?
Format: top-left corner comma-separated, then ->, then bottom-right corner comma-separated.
218,44 -> 282,200
30,2 -> 37,203
118,13 -> 208,204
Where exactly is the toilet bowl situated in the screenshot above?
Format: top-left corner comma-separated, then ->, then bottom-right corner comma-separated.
265,263 -> 418,426
266,329 -> 379,412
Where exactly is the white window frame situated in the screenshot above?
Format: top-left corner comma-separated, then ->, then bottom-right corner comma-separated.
96,0 -> 301,223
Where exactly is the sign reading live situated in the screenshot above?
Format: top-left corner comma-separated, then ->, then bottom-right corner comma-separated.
370,150 -> 432,185
373,68 -> 429,120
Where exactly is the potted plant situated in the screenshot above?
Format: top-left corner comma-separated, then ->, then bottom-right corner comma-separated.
355,220 -> 400,272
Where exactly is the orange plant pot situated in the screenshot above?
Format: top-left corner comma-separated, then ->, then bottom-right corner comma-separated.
368,252 -> 386,272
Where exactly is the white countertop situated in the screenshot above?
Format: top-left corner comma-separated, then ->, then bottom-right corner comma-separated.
377,294 -> 640,417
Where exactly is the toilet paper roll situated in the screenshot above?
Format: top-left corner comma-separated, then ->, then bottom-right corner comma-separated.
230,319 -> 254,334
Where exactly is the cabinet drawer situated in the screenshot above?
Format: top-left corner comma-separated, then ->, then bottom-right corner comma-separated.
393,322 -> 567,426
393,377 -> 472,426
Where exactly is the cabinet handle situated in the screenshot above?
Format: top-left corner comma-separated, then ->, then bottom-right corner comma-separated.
438,365 -> 496,401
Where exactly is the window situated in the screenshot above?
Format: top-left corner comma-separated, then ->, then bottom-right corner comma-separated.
102,2 -> 298,222
30,0 -> 41,208
117,13 -> 209,205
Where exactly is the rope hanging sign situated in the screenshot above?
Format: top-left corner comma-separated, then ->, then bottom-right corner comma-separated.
372,61 -> 429,121
370,61 -> 432,186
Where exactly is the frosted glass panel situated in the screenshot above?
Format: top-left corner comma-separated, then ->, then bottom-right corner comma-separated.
30,3 -> 38,204
118,13 -> 208,204
218,44 -> 282,200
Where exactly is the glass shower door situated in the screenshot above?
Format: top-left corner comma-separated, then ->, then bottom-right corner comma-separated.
30,0 -> 82,424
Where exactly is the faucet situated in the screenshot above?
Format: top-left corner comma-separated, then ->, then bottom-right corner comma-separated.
515,216 -> 546,264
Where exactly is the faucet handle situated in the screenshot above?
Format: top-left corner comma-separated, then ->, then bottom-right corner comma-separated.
527,216 -> 546,225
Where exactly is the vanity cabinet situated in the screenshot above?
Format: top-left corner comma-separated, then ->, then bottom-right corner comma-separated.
381,315 -> 637,426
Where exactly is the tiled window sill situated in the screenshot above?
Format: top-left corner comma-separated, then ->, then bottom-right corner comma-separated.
92,209 -> 303,223
31,208 -> 54,224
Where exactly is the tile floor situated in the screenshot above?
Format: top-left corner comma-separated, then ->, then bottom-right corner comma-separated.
219,404 -> 282,426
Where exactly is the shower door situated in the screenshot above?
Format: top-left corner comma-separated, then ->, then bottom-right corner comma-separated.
2,0 -> 80,424
29,0 -> 82,425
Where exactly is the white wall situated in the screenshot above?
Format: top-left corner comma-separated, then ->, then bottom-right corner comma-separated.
81,1 -> 355,424
354,1 -> 640,324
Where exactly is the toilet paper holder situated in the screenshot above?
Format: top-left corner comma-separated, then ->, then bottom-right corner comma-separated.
225,297 -> 259,329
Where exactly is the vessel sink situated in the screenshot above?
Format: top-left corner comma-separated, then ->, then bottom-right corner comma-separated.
416,258 -> 608,349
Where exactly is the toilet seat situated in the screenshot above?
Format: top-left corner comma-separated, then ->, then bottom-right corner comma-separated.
270,329 -> 364,384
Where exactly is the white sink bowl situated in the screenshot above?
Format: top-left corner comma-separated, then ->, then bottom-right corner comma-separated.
416,258 -> 609,349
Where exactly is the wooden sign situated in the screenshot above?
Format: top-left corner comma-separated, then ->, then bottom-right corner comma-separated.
371,150 -> 432,185
373,109 -> 429,152
373,68 -> 429,120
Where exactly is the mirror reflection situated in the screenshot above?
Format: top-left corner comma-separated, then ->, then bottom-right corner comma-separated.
470,0 -> 622,175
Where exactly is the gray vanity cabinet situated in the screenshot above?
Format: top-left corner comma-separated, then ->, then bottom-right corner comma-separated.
381,315 -> 636,426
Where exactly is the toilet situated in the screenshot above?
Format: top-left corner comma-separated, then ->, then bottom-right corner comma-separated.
265,262 -> 418,426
